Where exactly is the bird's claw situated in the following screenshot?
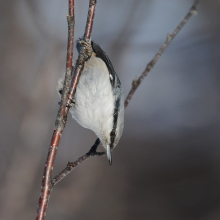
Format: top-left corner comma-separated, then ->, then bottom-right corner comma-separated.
76,39 -> 93,60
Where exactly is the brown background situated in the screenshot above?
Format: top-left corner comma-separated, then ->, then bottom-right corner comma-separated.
1,0 -> 220,219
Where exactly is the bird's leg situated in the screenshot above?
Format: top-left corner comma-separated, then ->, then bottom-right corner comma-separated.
58,89 -> 75,107
82,41 -> 93,59
66,97 -> 75,108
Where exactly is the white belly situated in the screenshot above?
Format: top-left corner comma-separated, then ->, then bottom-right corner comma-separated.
70,56 -> 114,138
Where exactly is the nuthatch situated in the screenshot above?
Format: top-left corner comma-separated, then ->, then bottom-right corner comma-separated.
57,40 -> 124,165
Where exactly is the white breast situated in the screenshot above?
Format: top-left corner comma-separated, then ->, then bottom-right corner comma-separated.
70,56 -> 115,144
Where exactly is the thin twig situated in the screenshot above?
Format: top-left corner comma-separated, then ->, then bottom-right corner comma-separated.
35,1 -> 75,220
36,1 -> 97,219
124,0 -> 201,107
51,139 -> 105,187
50,0 -> 201,187
65,0 -> 97,111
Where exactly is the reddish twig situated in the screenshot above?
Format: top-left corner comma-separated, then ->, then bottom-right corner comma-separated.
35,1 -> 75,220
65,0 -> 97,111
51,138 -> 104,187
36,0 -> 97,219
124,0 -> 201,107
49,0 -> 201,187
84,0 -> 96,40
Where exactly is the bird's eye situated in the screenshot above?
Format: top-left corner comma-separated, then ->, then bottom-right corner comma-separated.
59,89 -> 63,95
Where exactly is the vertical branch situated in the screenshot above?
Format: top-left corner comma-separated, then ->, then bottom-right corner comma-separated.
65,0 -> 97,111
84,0 -> 96,41
36,0 -> 97,219
35,1 -> 75,220
57,1 -> 75,128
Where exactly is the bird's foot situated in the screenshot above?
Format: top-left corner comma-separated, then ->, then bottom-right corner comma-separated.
76,39 -> 93,60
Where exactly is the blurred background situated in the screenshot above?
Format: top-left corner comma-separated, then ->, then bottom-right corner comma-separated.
1,0 -> 220,219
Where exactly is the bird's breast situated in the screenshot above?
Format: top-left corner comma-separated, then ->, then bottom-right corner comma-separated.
70,56 -> 115,138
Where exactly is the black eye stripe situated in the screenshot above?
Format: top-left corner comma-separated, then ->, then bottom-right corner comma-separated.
110,98 -> 120,148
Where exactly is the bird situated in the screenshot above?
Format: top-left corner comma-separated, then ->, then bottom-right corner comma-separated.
57,40 -> 124,165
